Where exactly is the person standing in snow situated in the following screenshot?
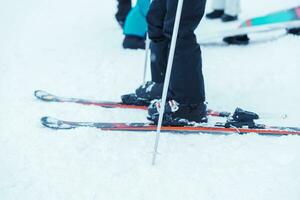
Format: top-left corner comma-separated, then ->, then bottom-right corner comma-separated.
122,0 -> 208,125
206,0 -> 240,22
115,0 -> 132,27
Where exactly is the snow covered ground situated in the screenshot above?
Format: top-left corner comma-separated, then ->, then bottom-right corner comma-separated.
1,0 -> 300,199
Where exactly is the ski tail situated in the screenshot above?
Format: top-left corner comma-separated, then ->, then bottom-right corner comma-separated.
35,90 -> 60,102
41,117 -> 77,129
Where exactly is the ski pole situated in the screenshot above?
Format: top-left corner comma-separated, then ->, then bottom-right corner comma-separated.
142,0 -> 152,84
152,0 -> 184,166
143,34 -> 151,84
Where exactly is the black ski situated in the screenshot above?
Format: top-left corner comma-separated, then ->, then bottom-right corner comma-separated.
41,116 -> 300,136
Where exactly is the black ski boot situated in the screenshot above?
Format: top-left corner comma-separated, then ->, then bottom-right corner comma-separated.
123,35 -> 146,50
121,81 -> 163,106
223,34 -> 250,45
147,100 -> 207,126
287,28 -> 300,36
206,10 -> 224,19
221,14 -> 238,22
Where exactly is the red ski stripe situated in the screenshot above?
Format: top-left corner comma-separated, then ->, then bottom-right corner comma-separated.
101,124 -> 300,135
239,19 -> 252,28
246,20 -> 252,27
81,102 -> 147,110
295,7 -> 300,18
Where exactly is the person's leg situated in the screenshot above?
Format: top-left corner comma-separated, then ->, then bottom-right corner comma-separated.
212,0 -> 225,11
163,0 -> 206,105
206,0 -> 225,19
122,0 -> 208,124
224,0 -> 240,16
147,0 -> 169,83
121,0 -> 167,105
115,0 -> 132,27
122,0 -> 150,49
221,0 -> 240,22
147,0 -> 207,124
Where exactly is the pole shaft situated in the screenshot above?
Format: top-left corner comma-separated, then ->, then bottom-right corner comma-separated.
143,35 -> 151,84
152,0 -> 184,165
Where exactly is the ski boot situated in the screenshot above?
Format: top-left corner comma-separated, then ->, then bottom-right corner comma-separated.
221,14 -> 238,22
287,28 -> 300,36
123,35 -> 146,50
206,10 -> 224,19
121,81 -> 163,106
147,99 -> 208,126
223,35 -> 250,45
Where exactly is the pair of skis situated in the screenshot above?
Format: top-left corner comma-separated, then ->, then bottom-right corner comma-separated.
35,90 -> 300,136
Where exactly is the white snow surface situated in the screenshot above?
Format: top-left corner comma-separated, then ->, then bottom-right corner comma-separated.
1,0 -> 300,199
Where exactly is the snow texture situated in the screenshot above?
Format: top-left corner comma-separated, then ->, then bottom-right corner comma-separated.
0,0 -> 300,199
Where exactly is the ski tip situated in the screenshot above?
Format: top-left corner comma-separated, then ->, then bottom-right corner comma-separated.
34,90 -> 56,102
41,116 -> 76,130
34,90 -> 46,97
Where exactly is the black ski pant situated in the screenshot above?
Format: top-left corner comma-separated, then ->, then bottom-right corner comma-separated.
115,0 -> 132,23
147,0 -> 207,105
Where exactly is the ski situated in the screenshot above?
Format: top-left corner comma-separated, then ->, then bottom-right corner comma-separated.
41,116 -> 300,136
34,90 -> 146,110
34,90 -> 231,117
200,6 -> 300,43
239,6 -> 300,28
